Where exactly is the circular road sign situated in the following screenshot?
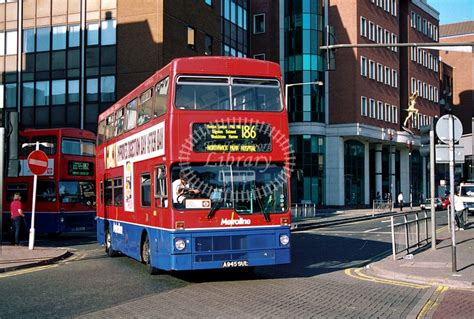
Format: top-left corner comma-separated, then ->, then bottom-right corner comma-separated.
435,114 -> 463,144
27,150 -> 49,175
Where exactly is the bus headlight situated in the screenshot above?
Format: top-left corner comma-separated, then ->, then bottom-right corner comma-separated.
174,238 -> 186,251
279,234 -> 290,246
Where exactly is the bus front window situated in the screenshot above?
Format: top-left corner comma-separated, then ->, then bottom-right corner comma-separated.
59,181 -> 96,205
171,164 -> 288,215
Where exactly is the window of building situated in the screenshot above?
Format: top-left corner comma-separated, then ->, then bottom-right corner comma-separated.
384,30 -> 390,46
154,166 -> 167,208
417,80 -> 422,94
5,83 -> 17,108
384,0 -> 390,12
360,56 -> 367,77
377,101 -> 383,120
360,17 -> 367,37
369,99 -> 375,118
376,0 -> 382,7
22,82 -> 35,107
36,27 -> 50,52
187,26 -> 195,49
369,60 -> 375,79
253,14 -> 265,34
392,105 -> 398,124
422,82 -> 427,99
86,78 -> 98,102
376,25 -> 383,43
205,34 -> 213,55
392,69 -> 398,88
384,67 -> 390,85
87,23 -> 99,46
416,15 -> 421,31
368,22 -> 375,41
411,11 -> 416,28
51,79 -> 66,105
67,80 -> 79,103
253,53 -> 265,60
155,77 -> 169,117
423,19 -> 427,35
391,34 -> 397,52
391,0 -> 397,16
125,98 -> 138,131
23,29 -> 35,53
6,31 -> 17,55
52,26 -> 67,50
141,173 -> 151,207
36,81 -> 50,106
434,88 -> 438,102
411,47 -> 417,62
205,0 -> 212,6
101,75 -> 115,102
361,96 -> 367,116
377,63 -> 383,82
0,32 -> 4,55
429,85 -> 433,101
69,25 -> 80,47
101,19 -> 116,45
385,103 -> 391,122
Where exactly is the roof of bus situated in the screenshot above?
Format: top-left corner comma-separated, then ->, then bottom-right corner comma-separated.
20,128 -> 96,140
98,56 -> 283,121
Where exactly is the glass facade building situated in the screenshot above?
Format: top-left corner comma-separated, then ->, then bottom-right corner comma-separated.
221,0 -> 248,57
0,0 -> 117,132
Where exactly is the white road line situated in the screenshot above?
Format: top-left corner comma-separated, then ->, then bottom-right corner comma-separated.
364,227 -> 382,233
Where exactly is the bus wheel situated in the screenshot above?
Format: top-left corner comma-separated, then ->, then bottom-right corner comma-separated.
105,229 -> 118,257
142,236 -> 159,275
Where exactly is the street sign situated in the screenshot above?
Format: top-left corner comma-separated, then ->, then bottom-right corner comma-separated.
435,115 -> 463,144
27,150 -> 49,175
435,145 -> 465,163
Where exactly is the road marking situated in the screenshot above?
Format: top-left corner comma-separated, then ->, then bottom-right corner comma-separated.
364,227 -> 382,233
416,286 -> 448,319
344,268 -> 431,289
0,264 -> 58,279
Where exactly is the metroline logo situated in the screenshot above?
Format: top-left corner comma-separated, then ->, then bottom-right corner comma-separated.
220,218 -> 251,226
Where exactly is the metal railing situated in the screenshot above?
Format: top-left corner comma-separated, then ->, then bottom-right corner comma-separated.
372,200 -> 393,213
291,204 -> 317,221
390,211 -> 431,260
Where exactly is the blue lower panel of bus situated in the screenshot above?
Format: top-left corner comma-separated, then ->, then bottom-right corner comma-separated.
19,212 -> 96,234
97,218 -> 290,271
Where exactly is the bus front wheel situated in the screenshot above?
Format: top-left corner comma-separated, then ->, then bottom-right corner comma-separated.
142,235 -> 159,275
105,229 -> 118,257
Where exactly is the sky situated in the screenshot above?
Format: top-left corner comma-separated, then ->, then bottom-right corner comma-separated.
429,0 -> 474,25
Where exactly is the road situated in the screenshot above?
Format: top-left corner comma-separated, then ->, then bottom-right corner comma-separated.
0,212 -> 455,318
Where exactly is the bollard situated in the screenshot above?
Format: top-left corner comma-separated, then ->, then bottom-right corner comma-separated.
391,216 -> 396,260
313,204 -> 316,217
304,204 -> 307,218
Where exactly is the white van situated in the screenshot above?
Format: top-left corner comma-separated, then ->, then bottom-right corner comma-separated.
458,183 -> 474,213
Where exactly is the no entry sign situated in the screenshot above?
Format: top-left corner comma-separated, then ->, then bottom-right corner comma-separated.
27,150 -> 49,175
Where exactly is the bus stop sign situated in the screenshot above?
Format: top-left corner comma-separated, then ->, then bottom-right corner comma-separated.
27,150 -> 48,175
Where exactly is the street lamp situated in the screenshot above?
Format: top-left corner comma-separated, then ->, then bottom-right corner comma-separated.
284,81 -> 324,109
22,141 -> 54,250
386,129 -> 395,205
406,139 -> 413,209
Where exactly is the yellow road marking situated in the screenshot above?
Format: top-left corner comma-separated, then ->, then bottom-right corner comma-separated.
0,264 -> 58,279
417,286 -> 449,319
344,268 -> 431,289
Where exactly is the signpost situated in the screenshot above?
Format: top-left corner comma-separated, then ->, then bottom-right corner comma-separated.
27,144 -> 48,250
436,114 -> 463,272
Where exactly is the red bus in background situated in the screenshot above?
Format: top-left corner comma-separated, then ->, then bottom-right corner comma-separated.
96,57 -> 291,273
3,128 -> 96,235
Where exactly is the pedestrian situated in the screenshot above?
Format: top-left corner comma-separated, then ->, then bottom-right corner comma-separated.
454,191 -> 466,230
10,192 -> 24,246
397,192 -> 404,211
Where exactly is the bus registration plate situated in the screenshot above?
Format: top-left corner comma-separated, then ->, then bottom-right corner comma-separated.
222,260 -> 249,268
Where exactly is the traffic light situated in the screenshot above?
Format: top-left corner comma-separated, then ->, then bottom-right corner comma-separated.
419,123 -> 432,157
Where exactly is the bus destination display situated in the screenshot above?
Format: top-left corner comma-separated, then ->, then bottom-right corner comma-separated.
68,161 -> 94,176
192,123 -> 272,152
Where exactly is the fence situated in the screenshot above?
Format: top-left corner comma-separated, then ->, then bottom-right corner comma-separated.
291,204 -> 317,221
390,211 -> 431,260
372,200 -> 393,213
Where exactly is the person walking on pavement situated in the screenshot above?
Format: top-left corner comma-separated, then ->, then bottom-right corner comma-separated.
10,192 -> 24,245
454,191 -> 466,230
397,192 -> 404,211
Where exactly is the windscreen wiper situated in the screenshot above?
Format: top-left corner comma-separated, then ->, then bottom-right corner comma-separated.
207,198 -> 224,220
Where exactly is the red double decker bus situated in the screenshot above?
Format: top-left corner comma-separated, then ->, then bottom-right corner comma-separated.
3,128 -> 96,235
96,57 -> 291,272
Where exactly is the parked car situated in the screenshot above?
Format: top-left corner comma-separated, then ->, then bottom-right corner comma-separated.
420,198 -> 443,211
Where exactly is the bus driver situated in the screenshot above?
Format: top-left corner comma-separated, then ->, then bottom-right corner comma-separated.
172,171 -> 200,208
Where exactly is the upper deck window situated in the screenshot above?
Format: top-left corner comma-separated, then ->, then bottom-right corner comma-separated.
155,77 -> 169,117
175,76 -> 282,111
114,108 -> 125,137
105,114 -> 115,140
125,98 -> 138,131
62,138 -> 96,156
138,89 -> 153,126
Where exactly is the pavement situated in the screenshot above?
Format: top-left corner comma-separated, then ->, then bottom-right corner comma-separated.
0,244 -> 70,273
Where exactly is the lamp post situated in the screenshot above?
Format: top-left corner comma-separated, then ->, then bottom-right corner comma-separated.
406,139 -> 413,209
22,141 -> 54,250
387,129 -> 395,207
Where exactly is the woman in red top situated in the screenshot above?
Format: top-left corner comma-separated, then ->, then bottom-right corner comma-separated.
10,192 -> 24,245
